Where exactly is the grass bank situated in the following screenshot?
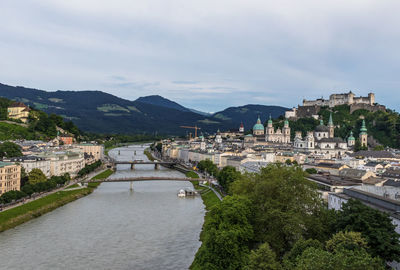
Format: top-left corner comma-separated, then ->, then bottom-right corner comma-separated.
92,169 -> 114,180
0,186 -> 99,233
144,148 -> 155,161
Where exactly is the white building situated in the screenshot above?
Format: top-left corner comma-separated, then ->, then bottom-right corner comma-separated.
4,156 -> 51,178
37,151 -> 85,177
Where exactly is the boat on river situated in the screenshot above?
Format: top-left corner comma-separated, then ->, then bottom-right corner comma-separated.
177,189 -> 197,197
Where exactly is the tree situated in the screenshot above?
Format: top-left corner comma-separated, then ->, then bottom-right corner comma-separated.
335,199 -> 400,262
245,242 -> 282,270
0,142 -> 22,158
230,163 -> 326,256
28,168 -> 47,185
305,168 -> 317,174
283,238 -> 323,268
191,196 -> 254,270
293,232 -> 384,270
217,166 -> 241,193
197,159 -> 218,177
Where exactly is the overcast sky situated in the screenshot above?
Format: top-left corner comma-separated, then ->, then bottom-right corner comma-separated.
1,0 -> 399,112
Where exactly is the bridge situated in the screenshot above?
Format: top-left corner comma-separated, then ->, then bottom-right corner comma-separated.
112,160 -> 177,170
88,176 -> 206,183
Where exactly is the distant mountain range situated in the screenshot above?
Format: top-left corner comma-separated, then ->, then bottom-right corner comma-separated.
0,83 -> 288,135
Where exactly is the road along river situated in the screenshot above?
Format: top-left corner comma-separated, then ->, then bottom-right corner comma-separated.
0,145 -> 205,270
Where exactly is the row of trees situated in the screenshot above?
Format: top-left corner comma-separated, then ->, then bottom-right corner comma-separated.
0,172 -> 70,205
77,160 -> 102,177
196,160 -> 242,194
191,164 -> 400,269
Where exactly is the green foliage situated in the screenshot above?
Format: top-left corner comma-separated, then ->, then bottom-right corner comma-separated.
28,168 -> 47,185
231,164 -> 326,256
197,159 -> 218,177
305,168 -> 317,174
217,166 -> 241,193
77,160 -> 102,177
283,238 -> 323,269
0,97 -> 12,120
1,174 -> 70,204
373,145 -> 384,151
186,171 -> 199,179
0,122 -> 38,141
292,231 -> 384,270
0,141 -> 22,158
335,199 -> 400,262
192,196 -> 254,270
245,242 -> 282,270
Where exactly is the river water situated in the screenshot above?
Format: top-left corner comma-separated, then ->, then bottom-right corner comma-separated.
0,145 -> 205,270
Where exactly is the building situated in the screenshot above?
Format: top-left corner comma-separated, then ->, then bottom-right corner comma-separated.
77,143 -> 104,162
294,116 -> 349,158
239,122 -> 244,133
303,91 -> 375,108
36,151 -> 85,177
265,116 -> 291,144
252,116 -> 265,136
0,162 -> 21,195
3,156 -> 51,178
59,134 -> 74,145
7,102 -> 31,123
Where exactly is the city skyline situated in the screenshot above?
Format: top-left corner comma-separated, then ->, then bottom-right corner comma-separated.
1,0 -> 400,112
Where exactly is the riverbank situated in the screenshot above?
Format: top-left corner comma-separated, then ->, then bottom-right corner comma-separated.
0,183 -> 99,233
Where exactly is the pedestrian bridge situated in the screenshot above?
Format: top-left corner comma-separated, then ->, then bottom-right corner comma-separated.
87,176 -> 206,183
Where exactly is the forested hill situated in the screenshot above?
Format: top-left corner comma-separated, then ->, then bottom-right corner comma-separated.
0,83 -> 288,135
0,96 -> 80,141
272,104 -> 400,149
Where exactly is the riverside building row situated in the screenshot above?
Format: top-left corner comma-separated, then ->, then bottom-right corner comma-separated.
0,142 -> 104,194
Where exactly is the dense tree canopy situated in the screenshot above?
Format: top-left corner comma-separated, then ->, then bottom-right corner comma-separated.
192,196 -> 254,270
231,164 -> 327,255
0,142 -> 22,158
335,199 -> 400,262
197,159 -> 218,177
217,166 -> 241,193
28,168 -> 47,185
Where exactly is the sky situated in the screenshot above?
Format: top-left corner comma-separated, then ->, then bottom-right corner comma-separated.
0,0 -> 399,113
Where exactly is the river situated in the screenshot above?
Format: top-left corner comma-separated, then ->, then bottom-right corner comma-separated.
0,145 -> 205,270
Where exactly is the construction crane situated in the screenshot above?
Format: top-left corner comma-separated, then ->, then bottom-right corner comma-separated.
180,125 -> 201,139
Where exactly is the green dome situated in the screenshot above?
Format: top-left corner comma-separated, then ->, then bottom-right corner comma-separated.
348,131 -> 355,141
253,116 -> 264,131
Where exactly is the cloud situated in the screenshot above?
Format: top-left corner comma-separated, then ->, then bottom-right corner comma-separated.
0,0 -> 399,111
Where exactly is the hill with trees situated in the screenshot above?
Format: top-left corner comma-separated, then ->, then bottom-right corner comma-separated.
270,104 -> 400,149
0,96 -> 81,141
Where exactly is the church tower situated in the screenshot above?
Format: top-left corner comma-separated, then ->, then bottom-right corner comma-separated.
283,118 -> 291,143
239,122 -> 244,133
328,112 -> 334,138
359,120 -> 368,148
347,131 -> 355,147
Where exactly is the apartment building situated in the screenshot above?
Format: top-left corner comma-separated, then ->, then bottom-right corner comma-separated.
0,162 -> 21,195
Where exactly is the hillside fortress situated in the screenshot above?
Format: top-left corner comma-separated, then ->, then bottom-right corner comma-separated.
285,91 -> 386,119
302,91 -> 374,107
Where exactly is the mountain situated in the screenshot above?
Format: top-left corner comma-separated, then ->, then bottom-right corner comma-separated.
135,95 -> 190,112
213,104 -> 289,130
0,83 -> 288,135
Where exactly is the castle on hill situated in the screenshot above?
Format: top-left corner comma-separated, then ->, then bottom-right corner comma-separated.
285,91 -> 386,120
302,91 -> 375,108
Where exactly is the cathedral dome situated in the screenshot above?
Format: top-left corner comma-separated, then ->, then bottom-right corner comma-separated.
253,116 -> 264,131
